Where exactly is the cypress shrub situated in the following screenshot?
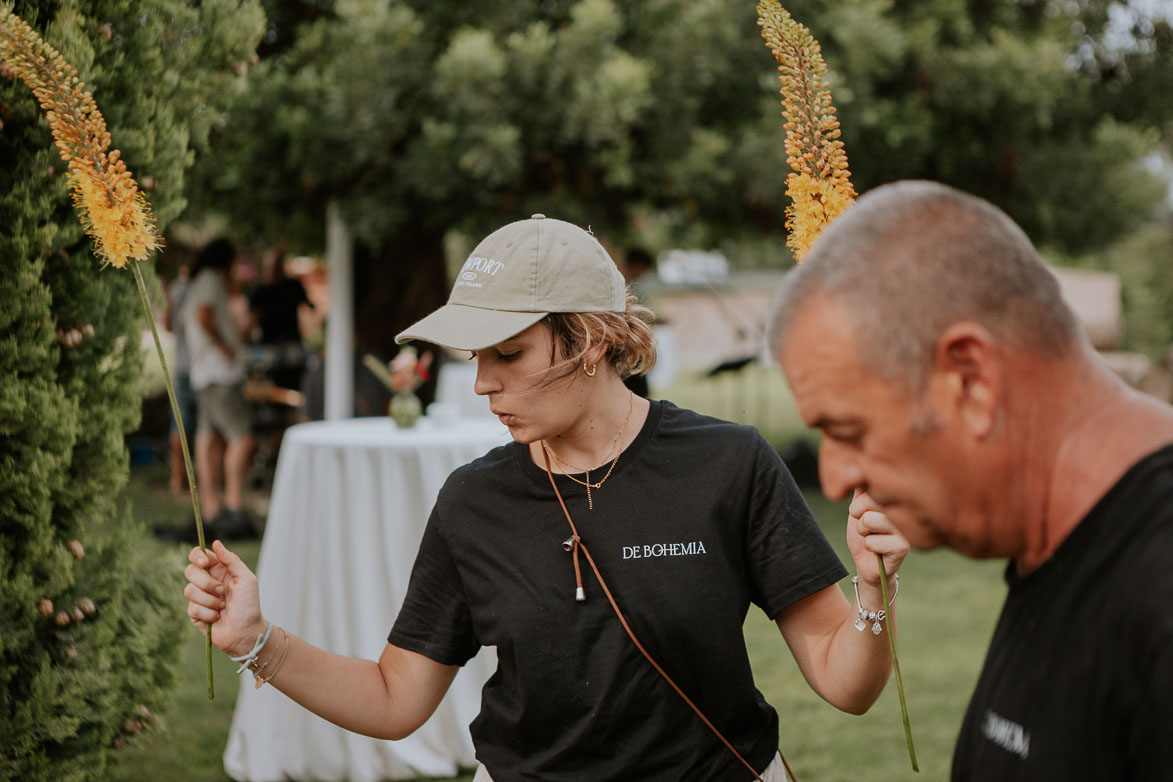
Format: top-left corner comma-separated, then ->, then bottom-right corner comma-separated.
0,2 -> 263,779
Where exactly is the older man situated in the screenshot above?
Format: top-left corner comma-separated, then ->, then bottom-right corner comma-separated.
770,180 -> 1173,781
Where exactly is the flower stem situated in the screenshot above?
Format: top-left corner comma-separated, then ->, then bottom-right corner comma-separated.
132,262 -> 214,700
877,553 -> 916,771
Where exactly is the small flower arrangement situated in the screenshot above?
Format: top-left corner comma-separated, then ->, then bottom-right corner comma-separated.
364,348 -> 434,428
363,347 -> 433,394
390,346 -> 433,391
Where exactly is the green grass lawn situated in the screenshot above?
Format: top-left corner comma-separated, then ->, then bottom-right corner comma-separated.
104,465 -> 261,782
653,361 -> 812,448
109,459 -> 1005,782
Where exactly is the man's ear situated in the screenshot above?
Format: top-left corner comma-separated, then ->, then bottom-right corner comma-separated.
931,322 -> 1000,440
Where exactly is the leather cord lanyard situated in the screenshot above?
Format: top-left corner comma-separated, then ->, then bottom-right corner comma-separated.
542,450 -> 797,782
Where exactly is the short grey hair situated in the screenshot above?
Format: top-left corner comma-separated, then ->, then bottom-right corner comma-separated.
769,180 -> 1082,393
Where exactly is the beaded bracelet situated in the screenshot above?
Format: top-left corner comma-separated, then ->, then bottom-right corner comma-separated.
852,575 -> 899,635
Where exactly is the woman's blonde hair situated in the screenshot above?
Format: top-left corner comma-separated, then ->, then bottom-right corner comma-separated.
543,292 -> 656,380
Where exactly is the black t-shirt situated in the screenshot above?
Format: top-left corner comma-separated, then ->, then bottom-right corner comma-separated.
952,443 -> 1173,781
389,400 -> 846,781
248,278 -> 309,344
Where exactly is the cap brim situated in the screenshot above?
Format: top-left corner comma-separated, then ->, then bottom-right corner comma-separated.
395,304 -> 548,351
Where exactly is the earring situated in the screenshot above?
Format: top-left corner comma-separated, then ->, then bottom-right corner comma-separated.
583,363 -> 597,377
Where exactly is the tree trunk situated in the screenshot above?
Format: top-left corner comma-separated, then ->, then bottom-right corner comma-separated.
353,228 -> 450,407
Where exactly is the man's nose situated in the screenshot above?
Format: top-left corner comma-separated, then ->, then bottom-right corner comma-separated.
818,439 -> 864,502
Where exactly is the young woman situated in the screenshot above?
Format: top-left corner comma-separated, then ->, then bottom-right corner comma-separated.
183,215 -> 909,782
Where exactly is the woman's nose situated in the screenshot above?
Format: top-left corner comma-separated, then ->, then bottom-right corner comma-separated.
473,358 -> 500,396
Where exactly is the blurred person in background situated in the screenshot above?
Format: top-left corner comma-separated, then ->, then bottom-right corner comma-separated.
181,238 -> 258,539
622,245 -> 659,304
162,263 -> 208,496
248,240 -> 314,391
620,246 -> 659,398
245,241 -> 314,474
771,180 -> 1173,781
185,215 -> 909,781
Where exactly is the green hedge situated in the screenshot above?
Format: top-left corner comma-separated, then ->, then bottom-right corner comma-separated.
0,2 -> 262,779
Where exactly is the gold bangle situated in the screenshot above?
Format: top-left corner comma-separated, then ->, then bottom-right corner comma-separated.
255,631 -> 292,689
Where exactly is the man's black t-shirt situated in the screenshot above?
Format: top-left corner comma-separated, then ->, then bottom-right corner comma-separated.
953,444 -> 1173,781
389,400 -> 846,781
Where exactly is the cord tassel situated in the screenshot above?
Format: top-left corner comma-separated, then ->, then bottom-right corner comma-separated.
561,534 -> 586,602
573,539 -> 585,601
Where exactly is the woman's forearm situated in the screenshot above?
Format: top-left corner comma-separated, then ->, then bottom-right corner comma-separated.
242,631 -> 458,740
776,583 -> 894,714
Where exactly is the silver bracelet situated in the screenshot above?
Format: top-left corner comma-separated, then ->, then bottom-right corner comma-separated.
229,621 -> 273,673
851,575 -> 898,635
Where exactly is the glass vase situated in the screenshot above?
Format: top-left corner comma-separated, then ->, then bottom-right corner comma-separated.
388,390 -> 422,429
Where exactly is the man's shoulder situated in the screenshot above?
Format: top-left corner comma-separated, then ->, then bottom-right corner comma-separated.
1118,487 -> 1173,614
1106,441 -> 1173,551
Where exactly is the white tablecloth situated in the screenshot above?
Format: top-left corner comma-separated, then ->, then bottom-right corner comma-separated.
224,416 -> 512,782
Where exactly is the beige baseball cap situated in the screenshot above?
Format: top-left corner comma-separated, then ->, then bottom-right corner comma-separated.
395,214 -> 627,351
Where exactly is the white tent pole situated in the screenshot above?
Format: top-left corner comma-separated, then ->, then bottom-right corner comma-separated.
325,201 -> 354,420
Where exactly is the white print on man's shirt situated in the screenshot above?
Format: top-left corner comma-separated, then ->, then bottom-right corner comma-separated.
621,542 -> 707,559
982,709 -> 1030,760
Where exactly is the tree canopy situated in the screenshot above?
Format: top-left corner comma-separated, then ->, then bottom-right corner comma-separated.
192,0 -> 1170,245
184,0 -> 1171,351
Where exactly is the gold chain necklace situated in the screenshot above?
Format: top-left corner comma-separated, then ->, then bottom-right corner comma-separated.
541,392 -> 634,510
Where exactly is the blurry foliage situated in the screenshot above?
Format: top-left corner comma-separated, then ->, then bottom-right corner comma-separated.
0,1 -> 263,779
1111,220 -> 1173,360
188,0 -> 1171,250
181,0 -> 1170,350
821,0 -> 1170,254
187,0 -> 796,256
1055,214 -> 1173,359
